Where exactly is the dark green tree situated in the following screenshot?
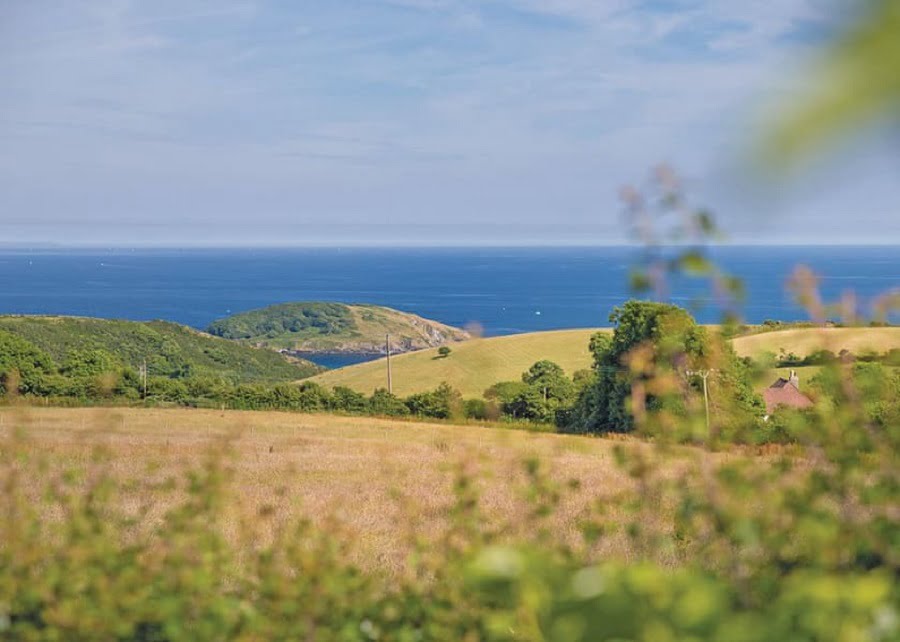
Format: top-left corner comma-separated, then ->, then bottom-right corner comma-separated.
565,301 -> 761,436
501,360 -> 578,423
484,381 -> 528,405
521,360 -> 574,404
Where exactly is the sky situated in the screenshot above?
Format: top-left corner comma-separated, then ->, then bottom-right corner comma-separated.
1,0 -> 897,246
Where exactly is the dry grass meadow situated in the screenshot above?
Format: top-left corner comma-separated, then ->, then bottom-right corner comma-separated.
731,326 -> 900,359
0,406 -> 684,574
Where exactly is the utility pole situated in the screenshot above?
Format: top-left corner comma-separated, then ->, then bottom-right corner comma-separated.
686,369 -> 716,436
385,334 -> 393,395
140,359 -> 148,400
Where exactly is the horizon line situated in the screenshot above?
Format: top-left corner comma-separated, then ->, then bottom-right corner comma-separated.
1,241 -> 899,251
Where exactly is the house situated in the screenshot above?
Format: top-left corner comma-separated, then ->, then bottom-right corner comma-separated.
763,369 -> 814,415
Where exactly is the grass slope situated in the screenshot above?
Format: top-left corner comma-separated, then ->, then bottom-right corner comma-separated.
311,328 -> 603,397
0,316 -> 321,383
207,302 -> 470,353
731,327 -> 900,359
0,406 -> 649,572
314,326 -> 899,398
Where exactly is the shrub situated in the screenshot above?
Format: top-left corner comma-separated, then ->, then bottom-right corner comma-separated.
369,388 -> 410,416
331,386 -> 370,413
405,383 -> 463,419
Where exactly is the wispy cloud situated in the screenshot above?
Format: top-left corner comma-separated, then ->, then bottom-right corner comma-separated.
0,0 -> 894,245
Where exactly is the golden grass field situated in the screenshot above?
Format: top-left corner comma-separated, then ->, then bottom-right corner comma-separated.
730,326 -> 900,359
1,406 -> 663,573
311,328 -> 603,397
311,326 -> 900,398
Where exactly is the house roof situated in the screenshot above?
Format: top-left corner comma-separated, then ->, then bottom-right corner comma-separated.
763,379 -> 813,414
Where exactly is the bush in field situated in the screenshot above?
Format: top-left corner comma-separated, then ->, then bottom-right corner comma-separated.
331,386 -> 370,413
463,398 -> 494,420
369,388 -> 410,416
405,382 -> 463,419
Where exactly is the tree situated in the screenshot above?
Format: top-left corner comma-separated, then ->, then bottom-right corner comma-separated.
565,301 -> 701,433
505,385 -> 553,422
522,360 -> 573,403
437,346 -> 452,358
491,361 -> 577,423
564,300 -> 761,436
484,381 -> 528,405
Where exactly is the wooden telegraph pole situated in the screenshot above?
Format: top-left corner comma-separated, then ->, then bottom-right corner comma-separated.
686,369 -> 715,436
140,358 -> 148,400
386,334 -> 393,395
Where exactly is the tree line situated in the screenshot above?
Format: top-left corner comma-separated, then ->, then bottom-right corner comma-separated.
2,300 -> 898,440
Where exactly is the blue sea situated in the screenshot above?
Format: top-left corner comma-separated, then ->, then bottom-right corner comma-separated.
0,246 -> 897,367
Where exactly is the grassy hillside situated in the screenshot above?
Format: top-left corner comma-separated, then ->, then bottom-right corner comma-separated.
207,302 -> 470,353
731,326 -> 900,359
0,316 -> 321,383
313,326 -> 899,398
311,328 -> 603,397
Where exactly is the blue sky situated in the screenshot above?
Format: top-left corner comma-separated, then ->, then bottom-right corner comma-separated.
1,0 -> 897,246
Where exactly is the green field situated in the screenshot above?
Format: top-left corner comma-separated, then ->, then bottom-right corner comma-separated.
311,328 -> 603,397
313,326 -> 900,398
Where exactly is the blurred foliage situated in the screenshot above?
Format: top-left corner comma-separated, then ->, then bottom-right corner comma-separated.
2,3 -> 900,638
621,166 -> 745,328
764,0 -> 900,165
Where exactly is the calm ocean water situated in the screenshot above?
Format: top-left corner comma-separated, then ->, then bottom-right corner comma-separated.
0,246 -> 896,366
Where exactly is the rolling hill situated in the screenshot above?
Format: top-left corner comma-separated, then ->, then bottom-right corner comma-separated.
313,325 -> 899,398
0,316 -> 321,383
730,326 -> 900,359
207,302 -> 470,354
310,328 -> 603,397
